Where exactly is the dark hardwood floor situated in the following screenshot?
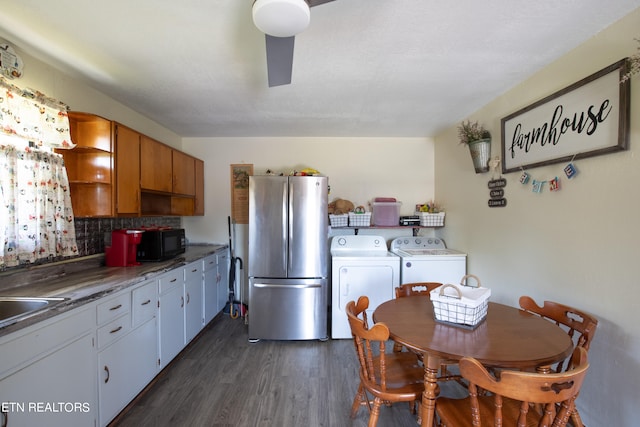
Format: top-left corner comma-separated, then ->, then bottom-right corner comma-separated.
113,314 -> 465,427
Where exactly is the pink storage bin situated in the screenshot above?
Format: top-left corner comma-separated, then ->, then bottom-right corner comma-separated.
371,201 -> 401,226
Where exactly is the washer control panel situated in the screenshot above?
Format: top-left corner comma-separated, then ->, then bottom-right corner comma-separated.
390,237 -> 447,251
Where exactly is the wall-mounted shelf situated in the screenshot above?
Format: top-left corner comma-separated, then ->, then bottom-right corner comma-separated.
331,226 -> 442,236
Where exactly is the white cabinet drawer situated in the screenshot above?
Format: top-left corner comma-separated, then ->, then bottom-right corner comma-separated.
185,262 -> 202,282
0,306 -> 94,379
158,269 -> 184,294
132,281 -> 157,327
202,254 -> 216,272
97,293 -> 131,325
97,314 -> 131,349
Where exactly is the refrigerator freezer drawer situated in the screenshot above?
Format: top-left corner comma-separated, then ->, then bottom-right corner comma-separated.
248,278 -> 328,341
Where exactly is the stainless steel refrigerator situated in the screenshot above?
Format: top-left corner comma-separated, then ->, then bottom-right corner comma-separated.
248,175 -> 328,341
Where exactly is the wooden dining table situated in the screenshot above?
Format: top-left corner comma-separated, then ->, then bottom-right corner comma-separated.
373,296 -> 574,427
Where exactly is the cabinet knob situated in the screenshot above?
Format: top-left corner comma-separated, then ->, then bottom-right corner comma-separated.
109,304 -> 122,311
180,296 -> 184,308
110,326 -> 123,334
141,299 -> 151,306
104,365 -> 110,384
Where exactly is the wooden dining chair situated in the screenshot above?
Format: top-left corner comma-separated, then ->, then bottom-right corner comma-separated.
436,346 -> 590,427
392,282 -> 442,353
392,282 -> 463,384
347,296 -> 425,427
518,296 -> 598,427
394,282 -> 443,298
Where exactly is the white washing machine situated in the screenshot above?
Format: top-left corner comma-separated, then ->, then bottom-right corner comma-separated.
390,236 -> 467,285
330,235 -> 400,339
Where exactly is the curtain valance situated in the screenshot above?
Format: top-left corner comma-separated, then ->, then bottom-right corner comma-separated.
0,77 -> 74,151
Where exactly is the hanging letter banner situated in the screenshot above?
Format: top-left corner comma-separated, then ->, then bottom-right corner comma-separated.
501,59 -> 630,174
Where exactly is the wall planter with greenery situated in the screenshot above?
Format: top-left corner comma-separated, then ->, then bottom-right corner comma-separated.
458,120 -> 491,173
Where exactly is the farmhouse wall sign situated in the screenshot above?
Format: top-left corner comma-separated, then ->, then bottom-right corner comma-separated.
501,59 -> 630,174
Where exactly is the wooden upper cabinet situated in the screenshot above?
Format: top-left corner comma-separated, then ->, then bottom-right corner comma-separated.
63,112 -> 204,217
68,111 -> 112,151
59,112 -> 114,217
194,159 -> 204,216
115,125 -> 141,216
172,150 -> 196,196
140,136 -> 173,193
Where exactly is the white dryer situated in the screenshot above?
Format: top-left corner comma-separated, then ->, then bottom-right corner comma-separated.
390,236 -> 467,285
330,235 -> 400,339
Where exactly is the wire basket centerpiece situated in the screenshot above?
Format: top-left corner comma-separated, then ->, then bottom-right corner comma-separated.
430,274 -> 491,330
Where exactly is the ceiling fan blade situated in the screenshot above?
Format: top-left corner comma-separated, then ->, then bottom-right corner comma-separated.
265,34 -> 295,87
307,0 -> 335,7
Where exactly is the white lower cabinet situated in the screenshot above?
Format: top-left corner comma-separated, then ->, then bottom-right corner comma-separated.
203,254 -> 217,325
216,248 -> 229,314
0,251 -> 219,427
185,262 -> 204,343
158,268 -> 186,369
0,308 -> 97,427
98,317 -> 157,426
97,280 -> 158,427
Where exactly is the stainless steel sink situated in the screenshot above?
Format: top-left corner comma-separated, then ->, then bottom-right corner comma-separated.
0,296 -> 68,326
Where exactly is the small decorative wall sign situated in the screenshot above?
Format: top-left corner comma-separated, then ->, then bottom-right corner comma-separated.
564,162 -> 578,179
549,177 -> 561,192
230,164 -> 253,224
0,41 -> 23,79
531,180 -> 545,193
501,59 -> 630,174
487,178 -> 507,207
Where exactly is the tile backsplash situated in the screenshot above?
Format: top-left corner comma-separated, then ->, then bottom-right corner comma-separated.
74,217 -> 182,256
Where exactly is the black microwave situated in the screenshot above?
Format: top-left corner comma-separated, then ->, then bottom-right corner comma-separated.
137,228 -> 186,261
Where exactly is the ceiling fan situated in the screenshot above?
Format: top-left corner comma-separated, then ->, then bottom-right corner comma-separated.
252,0 -> 336,87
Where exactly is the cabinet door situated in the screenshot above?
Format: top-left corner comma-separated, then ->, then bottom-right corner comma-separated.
203,255 -> 217,324
0,333 -> 96,427
194,158 -> 205,215
140,136 -> 172,193
217,250 -> 230,313
172,150 -> 196,196
98,318 -> 157,427
185,263 -> 203,343
158,284 -> 185,368
115,124 -> 140,215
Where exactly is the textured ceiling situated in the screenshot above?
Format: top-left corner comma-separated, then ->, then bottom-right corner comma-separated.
0,1 -> 638,137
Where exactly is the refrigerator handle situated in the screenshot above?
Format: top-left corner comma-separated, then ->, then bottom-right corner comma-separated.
283,180 -> 290,272
253,283 -> 323,289
286,179 -> 292,269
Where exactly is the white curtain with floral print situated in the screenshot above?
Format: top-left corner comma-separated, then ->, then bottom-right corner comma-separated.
0,78 -> 77,268
0,145 -> 78,267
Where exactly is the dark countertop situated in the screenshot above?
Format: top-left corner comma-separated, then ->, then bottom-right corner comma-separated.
0,244 -> 226,337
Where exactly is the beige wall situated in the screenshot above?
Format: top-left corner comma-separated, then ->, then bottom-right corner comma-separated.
435,8 -> 640,425
181,137 -> 435,244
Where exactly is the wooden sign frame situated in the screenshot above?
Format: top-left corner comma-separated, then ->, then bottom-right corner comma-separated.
501,59 -> 630,173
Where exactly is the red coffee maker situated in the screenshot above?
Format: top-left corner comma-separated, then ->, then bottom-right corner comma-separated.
105,229 -> 145,267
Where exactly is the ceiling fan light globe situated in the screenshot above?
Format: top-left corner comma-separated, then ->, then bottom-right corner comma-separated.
252,0 -> 311,37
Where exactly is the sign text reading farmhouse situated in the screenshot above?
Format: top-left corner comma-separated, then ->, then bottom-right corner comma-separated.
508,100 -> 612,160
